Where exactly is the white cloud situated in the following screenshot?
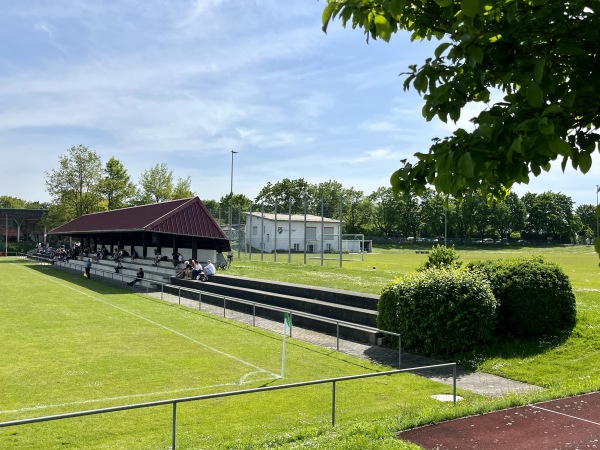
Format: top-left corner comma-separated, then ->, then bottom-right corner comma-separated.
0,0 -> 595,207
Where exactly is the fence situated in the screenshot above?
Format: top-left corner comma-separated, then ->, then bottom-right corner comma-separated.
27,255 -> 401,365
160,282 -> 402,368
27,255 -> 157,292
0,363 -> 457,449
5,254 -> 458,448
0,251 -> 28,258
210,201 -> 372,267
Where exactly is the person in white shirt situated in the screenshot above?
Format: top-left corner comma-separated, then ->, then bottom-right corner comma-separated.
204,260 -> 216,281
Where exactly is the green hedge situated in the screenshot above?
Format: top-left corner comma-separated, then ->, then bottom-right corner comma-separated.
467,256 -> 576,338
378,268 -> 497,357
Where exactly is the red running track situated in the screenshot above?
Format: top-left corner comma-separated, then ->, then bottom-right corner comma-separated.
399,391 -> 600,449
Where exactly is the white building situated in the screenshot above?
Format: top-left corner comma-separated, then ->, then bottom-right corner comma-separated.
244,212 -> 342,253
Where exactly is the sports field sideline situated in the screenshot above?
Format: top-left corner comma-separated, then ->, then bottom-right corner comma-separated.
0,258 -> 465,449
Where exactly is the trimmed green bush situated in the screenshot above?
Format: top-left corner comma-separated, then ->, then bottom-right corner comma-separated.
417,244 -> 462,271
467,256 -> 576,338
378,268 -> 497,357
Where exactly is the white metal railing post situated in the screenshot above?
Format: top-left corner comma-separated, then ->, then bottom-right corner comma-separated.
253,304 -> 256,326
178,287 -> 181,305
223,296 -> 226,317
336,322 -> 340,351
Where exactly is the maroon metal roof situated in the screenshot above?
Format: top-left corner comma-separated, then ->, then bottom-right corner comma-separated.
49,197 -> 228,239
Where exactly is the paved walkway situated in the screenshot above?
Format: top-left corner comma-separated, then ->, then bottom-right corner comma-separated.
148,290 -> 542,397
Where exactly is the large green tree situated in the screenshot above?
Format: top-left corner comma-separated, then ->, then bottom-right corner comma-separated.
99,157 -> 137,210
255,178 -> 312,214
0,196 -> 27,208
522,191 -> 579,241
344,188 -> 373,234
322,1 -> 599,200
172,176 -> 196,199
575,204 -> 597,238
137,163 -> 174,203
368,186 -> 404,236
45,145 -> 103,220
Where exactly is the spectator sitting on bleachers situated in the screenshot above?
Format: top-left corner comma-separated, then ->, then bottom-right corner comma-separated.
131,249 -> 139,262
191,260 -> 203,279
153,253 -> 168,266
172,252 -> 184,268
115,260 -> 124,273
203,259 -> 216,281
176,261 -> 193,279
127,268 -> 144,286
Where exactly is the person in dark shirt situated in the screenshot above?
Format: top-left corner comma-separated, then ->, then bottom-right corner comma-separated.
127,268 -> 144,286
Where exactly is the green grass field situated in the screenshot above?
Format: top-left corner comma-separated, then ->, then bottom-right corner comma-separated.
2,245 -> 600,449
0,259 -> 466,449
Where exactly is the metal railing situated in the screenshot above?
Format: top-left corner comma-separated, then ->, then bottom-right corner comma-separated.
26,255 -> 403,367
0,252 -> 28,258
28,256 -> 155,293
158,282 -> 403,368
0,363 -> 457,449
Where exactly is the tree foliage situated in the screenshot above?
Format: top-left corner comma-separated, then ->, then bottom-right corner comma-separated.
45,145 -> 104,221
99,157 -> 137,210
322,0 -> 599,200
172,176 -> 196,200
0,196 -> 27,209
137,163 -> 175,203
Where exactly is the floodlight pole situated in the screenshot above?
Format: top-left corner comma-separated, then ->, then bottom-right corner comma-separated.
229,150 -> 238,241
596,184 -> 599,239
5,213 -> 7,256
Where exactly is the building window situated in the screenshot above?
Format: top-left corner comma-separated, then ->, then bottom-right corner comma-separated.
252,226 -> 258,236
293,243 -> 300,251
324,226 -> 334,240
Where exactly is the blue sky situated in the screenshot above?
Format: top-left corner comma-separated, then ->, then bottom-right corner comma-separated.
1,0 -> 598,207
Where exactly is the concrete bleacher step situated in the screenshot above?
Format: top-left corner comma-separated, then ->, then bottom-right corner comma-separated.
32,253 -> 382,344
169,276 -> 380,344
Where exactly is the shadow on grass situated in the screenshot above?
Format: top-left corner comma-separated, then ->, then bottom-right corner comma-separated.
17,260 -> 135,297
457,329 -> 574,370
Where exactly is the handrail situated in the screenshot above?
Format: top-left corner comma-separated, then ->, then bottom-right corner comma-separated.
0,363 -> 457,449
26,255 -> 403,366
158,281 -> 403,367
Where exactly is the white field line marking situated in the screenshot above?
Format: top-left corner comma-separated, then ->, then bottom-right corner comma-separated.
529,405 -> 600,426
0,375 -> 275,415
16,265 -> 280,379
